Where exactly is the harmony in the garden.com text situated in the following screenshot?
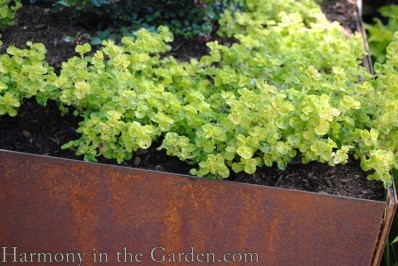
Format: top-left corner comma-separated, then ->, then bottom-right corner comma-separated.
1,246 -> 260,264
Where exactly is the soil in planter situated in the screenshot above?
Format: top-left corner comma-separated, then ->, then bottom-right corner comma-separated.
322,0 -> 358,34
0,1 -> 385,201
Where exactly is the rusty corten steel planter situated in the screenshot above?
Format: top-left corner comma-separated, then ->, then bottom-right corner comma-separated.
0,149 -> 396,266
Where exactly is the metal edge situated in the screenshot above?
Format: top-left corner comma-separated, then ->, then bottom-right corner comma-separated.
372,174 -> 398,265
355,0 -> 374,75
0,148 -> 388,204
353,0 -> 398,263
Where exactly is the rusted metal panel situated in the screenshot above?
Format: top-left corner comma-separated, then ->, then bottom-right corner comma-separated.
0,149 -> 389,265
373,182 -> 398,266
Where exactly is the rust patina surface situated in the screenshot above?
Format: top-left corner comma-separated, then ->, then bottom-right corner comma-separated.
0,149 -> 389,265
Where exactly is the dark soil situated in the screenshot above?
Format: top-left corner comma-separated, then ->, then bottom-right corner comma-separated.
0,1 -> 385,201
321,0 -> 358,34
0,5 -> 89,71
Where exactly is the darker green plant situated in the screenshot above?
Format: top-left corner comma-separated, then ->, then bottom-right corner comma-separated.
56,0 -> 244,39
365,5 -> 398,64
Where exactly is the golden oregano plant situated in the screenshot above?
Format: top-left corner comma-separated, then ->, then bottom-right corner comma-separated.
1,0 -> 398,187
0,0 -> 21,26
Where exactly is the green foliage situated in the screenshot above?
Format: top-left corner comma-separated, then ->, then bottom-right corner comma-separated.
56,26 -> 175,163
365,5 -> 398,64
364,32 -> 398,186
57,0 -> 244,39
0,0 -> 21,26
2,0 -> 398,187
218,0 -> 321,37
0,42 -> 56,117
50,5 -> 396,186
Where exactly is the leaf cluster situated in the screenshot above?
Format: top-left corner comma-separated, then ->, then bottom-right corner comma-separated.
0,42 -> 55,117
0,0 -> 21,26
1,0 -> 398,187
56,0 -> 244,39
365,5 -> 398,64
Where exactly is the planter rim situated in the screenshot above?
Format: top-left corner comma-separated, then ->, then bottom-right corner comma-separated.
0,148 -> 389,203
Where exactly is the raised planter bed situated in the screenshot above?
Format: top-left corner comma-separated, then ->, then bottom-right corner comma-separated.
0,149 -> 396,265
0,0 -> 397,265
